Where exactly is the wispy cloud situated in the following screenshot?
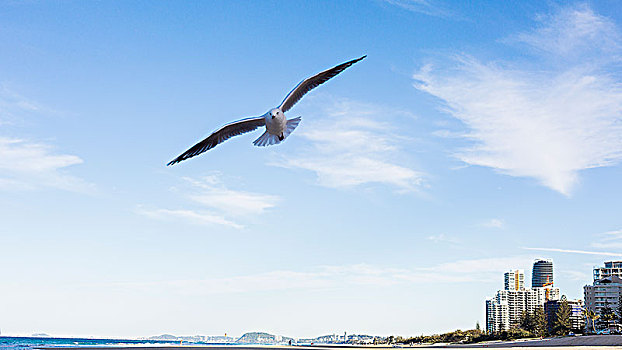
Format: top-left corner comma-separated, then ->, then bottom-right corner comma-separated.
427,233 -> 459,244
0,85 -> 42,126
481,218 -> 505,229
136,207 -> 243,230
514,4 -> 621,58
420,256 -> 534,278
103,256 -> 535,295
138,174 -> 279,229
524,247 -> 622,257
0,137 -> 92,193
591,229 -> 622,249
414,5 -> 622,196
598,229 -> 622,240
560,269 -> 591,281
181,175 -> 279,216
275,97 -> 423,192
382,0 -> 452,18
0,87 -> 91,193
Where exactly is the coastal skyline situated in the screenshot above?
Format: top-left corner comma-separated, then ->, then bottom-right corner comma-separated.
1,0 -> 622,339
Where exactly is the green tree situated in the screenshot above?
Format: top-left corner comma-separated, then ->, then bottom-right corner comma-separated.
475,321 -> 481,332
533,306 -> 547,337
553,296 -> 572,336
519,310 -> 535,333
600,299 -> 615,329
617,294 -> 622,327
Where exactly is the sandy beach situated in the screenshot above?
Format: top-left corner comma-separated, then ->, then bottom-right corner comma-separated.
34,335 -> 622,350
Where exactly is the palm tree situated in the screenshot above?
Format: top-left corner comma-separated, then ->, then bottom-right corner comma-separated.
583,309 -> 599,333
583,309 -> 591,333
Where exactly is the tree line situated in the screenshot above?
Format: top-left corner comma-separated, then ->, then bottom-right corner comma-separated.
518,296 -> 571,336
398,294 -> 622,345
512,294 -> 622,336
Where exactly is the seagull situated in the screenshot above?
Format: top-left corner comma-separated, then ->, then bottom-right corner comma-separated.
167,55 -> 366,166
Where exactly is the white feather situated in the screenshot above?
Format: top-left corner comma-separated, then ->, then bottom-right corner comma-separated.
284,116 -> 301,138
253,131 -> 281,147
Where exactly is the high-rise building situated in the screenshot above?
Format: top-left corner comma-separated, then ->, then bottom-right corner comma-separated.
593,261 -> 622,281
584,275 -> 622,330
486,292 -> 509,333
532,259 -> 553,288
504,270 -> 525,291
486,269 -> 560,333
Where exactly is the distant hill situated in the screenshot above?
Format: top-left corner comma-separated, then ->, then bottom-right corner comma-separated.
236,332 -> 293,344
148,334 -> 178,340
32,333 -> 51,337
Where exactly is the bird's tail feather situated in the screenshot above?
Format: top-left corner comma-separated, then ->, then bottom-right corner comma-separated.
284,116 -> 301,138
253,131 -> 281,147
252,117 -> 302,147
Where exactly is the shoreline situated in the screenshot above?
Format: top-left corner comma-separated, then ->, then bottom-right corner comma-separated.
34,335 -> 622,349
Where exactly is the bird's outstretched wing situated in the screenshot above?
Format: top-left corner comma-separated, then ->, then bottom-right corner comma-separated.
167,117 -> 265,165
279,55 -> 366,113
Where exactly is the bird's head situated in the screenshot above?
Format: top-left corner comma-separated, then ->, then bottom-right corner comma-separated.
269,109 -> 281,119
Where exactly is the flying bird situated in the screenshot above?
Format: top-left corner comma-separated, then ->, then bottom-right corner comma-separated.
167,55 -> 366,166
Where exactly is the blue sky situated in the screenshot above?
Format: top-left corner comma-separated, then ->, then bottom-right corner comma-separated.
1,0 -> 622,339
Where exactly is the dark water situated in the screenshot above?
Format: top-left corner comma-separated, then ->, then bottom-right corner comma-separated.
0,336 -> 202,349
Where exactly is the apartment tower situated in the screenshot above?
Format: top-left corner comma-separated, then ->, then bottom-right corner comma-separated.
532,259 -> 553,288
504,270 -> 525,291
584,261 -> 622,331
593,261 -> 622,281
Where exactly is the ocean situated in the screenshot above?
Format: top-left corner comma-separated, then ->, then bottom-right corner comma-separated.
0,336 -> 208,349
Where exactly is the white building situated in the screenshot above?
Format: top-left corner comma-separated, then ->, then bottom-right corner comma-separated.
530,286 -> 560,311
504,270 -> 525,291
486,292 -> 509,333
486,270 -> 560,333
584,275 -> 622,330
593,261 -> 622,281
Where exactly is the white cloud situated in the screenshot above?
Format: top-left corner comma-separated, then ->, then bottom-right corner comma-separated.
0,137 -> 92,192
599,229 -> 622,240
427,233 -> 459,244
421,256 -> 534,279
414,5 -> 622,195
591,243 -> 622,249
591,229 -> 622,249
524,247 -> 622,257
481,218 -> 505,229
382,0 -> 452,18
105,256 -> 534,295
138,174 -> 279,229
0,87 -> 91,193
275,97 -> 423,192
136,207 -> 243,230
560,269 -> 591,281
0,85 -> 41,126
515,4 -> 621,58
182,175 -> 279,216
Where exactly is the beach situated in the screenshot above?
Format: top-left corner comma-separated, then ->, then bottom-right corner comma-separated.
32,335 -> 622,349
